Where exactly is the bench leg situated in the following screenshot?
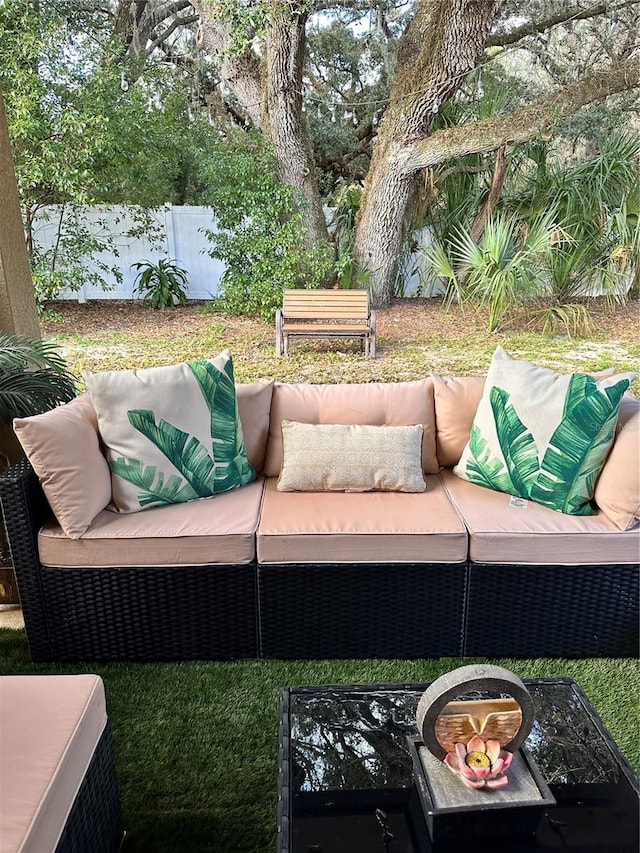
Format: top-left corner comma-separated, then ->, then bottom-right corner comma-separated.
275,310 -> 284,356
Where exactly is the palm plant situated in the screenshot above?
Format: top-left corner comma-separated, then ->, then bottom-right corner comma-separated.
131,258 -> 189,309
600,187 -> 640,299
0,333 -> 76,426
508,132 -> 640,304
426,212 -> 556,332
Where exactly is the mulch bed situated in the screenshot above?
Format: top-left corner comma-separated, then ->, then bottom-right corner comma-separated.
42,296 -> 640,341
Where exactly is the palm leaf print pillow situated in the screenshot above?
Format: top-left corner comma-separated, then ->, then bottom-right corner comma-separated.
454,347 -> 634,515
84,350 -> 256,512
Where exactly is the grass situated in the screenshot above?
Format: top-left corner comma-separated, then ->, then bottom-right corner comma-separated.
5,297 -> 639,850
0,630 -> 638,852
43,297 -> 640,395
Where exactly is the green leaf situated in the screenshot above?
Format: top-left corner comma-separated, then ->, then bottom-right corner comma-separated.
127,409 -> 216,496
189,359 -> 255,483
109,457 -> 198,508
0,332 -> 76,423
531,374 -> 630,514
462,423 -> 518,494
490,386 -> 539,498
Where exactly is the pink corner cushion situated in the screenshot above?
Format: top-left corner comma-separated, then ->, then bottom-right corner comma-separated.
13,394 -> 112,538
236,379 -> 274,473
594,394 -> 640,530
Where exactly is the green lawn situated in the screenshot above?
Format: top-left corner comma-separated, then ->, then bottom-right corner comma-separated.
0,630 -> 638,852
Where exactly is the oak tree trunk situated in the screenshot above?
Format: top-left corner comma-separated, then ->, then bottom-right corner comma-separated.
264,2 -> 330,251
193,0 -> 329,253
355,0 -> 498,307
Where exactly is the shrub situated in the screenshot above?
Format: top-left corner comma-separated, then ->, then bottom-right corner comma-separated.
202,135 -> 333,321
131,258 -> 189,309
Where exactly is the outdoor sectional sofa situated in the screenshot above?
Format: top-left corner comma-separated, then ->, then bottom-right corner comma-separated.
1,358 -> 638,664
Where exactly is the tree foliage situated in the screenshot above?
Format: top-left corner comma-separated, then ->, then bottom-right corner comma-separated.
1,0 -> 639,311
201,134 -> 333,320
0,0 -> 219,301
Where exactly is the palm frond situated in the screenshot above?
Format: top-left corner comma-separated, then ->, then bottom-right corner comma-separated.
490,386 -> 539,497
463,423 -> 517,494
127,409 -> 216,496
531,374 -> 630,514
0,332 -> 73,374
0,333 -> 76,424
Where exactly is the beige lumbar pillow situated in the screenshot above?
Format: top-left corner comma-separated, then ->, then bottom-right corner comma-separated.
277,421 -> 426,492
84,350 -> 255,513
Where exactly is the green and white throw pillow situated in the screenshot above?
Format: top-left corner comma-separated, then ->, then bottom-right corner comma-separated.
84,350 -> 256,513
454,347 -> 634,515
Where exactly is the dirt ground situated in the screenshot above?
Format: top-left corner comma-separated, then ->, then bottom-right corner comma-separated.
42,296 -> 640,342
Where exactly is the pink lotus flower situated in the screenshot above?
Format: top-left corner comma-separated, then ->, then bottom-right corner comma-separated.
443,735 -> 513,790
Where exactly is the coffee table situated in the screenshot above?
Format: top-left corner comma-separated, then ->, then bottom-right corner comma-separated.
277,678 -> 639,852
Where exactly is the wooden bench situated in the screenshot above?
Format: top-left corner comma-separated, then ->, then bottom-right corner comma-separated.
275,289 -> 376,357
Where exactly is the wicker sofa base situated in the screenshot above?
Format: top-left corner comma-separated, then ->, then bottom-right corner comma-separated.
464,561 -> 640,658
38,562 -> 258,662
2,459 -> 639,661
258,562 -> 467,658
55,723 -> 124,853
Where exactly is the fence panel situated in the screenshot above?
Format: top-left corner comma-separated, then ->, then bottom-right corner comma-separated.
35,204 -> 437,301
35,205 -> 224,302
169,206 -> 225,300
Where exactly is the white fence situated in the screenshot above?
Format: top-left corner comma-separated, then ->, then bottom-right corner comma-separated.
34,205 -> 226,301
33,204 -> 436,301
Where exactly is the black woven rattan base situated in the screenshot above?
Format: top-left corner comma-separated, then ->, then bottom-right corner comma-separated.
0,458 -> 55,660
40,562 -> 258,661
55,723 -> 124,853
464,561 -> 640,658
258,562 -> 467,658
1,458 -> 259,662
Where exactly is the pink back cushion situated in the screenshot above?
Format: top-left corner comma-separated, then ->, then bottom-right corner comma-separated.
13,394 -> 111,538
433,375 -> 486,468
594,393 -> 640,530
263,379 -> 437,477
236,380 -> 274,473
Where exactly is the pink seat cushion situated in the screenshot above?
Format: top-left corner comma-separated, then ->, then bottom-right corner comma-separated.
440,469 -> 640,565
38,479 -> 265,567
257,475 -> 467,564
0,675 -> 107,853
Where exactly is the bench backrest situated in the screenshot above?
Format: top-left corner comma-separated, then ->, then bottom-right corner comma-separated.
282,289 -> 370,320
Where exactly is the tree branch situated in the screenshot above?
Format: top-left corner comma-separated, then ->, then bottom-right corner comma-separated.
144,14 -> 199,57
469,145 -> 507,242
190,0 -> 264,129
393,58 -> 640,174
487,0 -> 640,47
